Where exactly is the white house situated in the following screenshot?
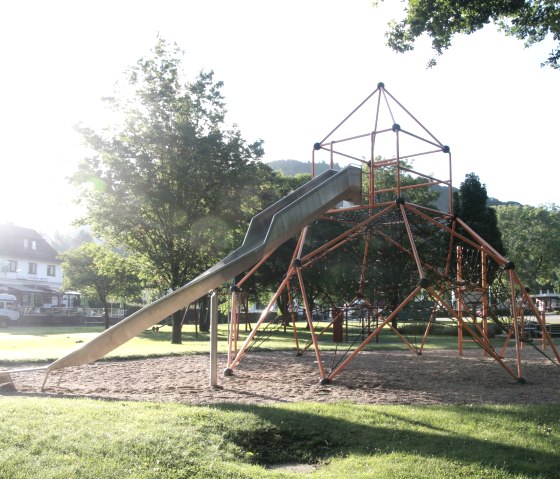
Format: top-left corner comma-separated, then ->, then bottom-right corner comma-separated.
532,289 -> 560,313
0,223 -> 63,309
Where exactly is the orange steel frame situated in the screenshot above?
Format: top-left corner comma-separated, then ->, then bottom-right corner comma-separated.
225,83 -> 560,384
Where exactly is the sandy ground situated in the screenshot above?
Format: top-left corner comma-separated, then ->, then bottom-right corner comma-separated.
3,347 -> 560,405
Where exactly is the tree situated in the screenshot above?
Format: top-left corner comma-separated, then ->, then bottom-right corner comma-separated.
73,38 -> 270,343
369,159 -> 440,207
495,204 -> 560,292
379,0 -> 560,69
61,243 -> 143,329
454,172 -> 505,255
451,173 -> 505,294
51,229 -> 94,253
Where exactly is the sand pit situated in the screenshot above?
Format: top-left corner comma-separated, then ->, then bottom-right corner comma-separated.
4,347 -> 560,405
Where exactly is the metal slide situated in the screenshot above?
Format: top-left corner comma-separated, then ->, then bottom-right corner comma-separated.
45,165 -> 362,371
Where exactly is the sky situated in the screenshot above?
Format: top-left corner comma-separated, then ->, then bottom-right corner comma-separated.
1,0 -> 559,237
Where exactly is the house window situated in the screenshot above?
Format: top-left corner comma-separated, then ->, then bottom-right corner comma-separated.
28,263 -> 37,274
22,294 -> 31,306
23,239 -> 36,249
47,265 -> 56,276
8,260 -> 17,272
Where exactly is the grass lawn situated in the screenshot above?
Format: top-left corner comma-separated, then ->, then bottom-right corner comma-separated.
0,398 -> 558,479
0,325 -> 222,363
1,325 -> 559,478
0,322 -> 491,364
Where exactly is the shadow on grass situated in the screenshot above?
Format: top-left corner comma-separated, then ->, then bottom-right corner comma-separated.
212,402 -> 560,477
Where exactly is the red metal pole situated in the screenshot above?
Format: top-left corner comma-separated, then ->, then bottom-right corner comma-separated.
301,204 -> 396,265
383,87 -> 445,147
444,219 -> 456,276
481,250 -> 488,357
399,203 -> 425,279
230,271 -> 293,370
428,287 -> 520,380
508,269 -> 524,380
359,232 -> 371,294
419,306 -> 439,353
387,322 -> 419,354
455,217 -> 508,265
516,271 -> 560,363
318,87 -> 382,145
295,266 -> 327,380
327,286 -> 422,382
457,246 -> 464,356
370,90 -> 382,206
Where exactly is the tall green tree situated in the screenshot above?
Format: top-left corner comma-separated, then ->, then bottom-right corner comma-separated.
495,204 -> 560,292
73,38 -> 269,343
454,173 -> 505,255
61,243 -> 143,329
379,0 -> 560,69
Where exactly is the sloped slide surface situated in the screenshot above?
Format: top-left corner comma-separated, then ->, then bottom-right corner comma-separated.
48,166 -> 362,370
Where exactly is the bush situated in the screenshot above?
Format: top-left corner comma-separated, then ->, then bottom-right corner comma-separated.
397,322 -> 457,337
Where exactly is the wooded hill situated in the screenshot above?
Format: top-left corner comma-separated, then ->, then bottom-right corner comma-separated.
266,159 -> 521,210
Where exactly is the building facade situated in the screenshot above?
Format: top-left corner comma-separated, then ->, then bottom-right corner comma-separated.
532,289 -> 560,313
0,224 -> 63,309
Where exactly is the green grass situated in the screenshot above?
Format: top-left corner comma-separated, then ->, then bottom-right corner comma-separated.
0,325 -> 225,363
0,322 -> 516,364
1,325 -> 559,478
0,398 -> 558,478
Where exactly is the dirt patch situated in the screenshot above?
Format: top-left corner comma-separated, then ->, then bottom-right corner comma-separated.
4,348 -> 560,405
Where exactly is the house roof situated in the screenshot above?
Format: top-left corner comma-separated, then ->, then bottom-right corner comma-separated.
533,293 -> 560,299
0,224 -> 59,262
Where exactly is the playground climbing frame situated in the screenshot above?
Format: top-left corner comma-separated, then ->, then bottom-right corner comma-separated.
225,83 -> 560,384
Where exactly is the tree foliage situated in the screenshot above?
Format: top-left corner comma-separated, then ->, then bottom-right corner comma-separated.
454,173 -> 505,256
60,243 -> 143,329
370,159 -> 440,207
495,203 -> 560,292
73,38 -> 271,341
51,229 -> 94,253
379,0 -> 560,69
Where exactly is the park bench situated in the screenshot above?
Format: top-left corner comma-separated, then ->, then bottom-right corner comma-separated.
524,321 -> 560,338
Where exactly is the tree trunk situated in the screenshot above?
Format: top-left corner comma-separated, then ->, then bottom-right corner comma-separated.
102,299 -> 110,330
171,309 -> 183,344
277,289 -> 290,325
199,295 -> 210,333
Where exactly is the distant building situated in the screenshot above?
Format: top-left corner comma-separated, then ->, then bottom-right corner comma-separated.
532,289 -> 560,312
0,223 -> 63,309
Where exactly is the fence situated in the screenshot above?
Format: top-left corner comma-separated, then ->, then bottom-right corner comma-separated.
19,307 -> 126,318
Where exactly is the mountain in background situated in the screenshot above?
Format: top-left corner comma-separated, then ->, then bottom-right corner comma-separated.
267,160 -> 522,209
267,159 -> 342,177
